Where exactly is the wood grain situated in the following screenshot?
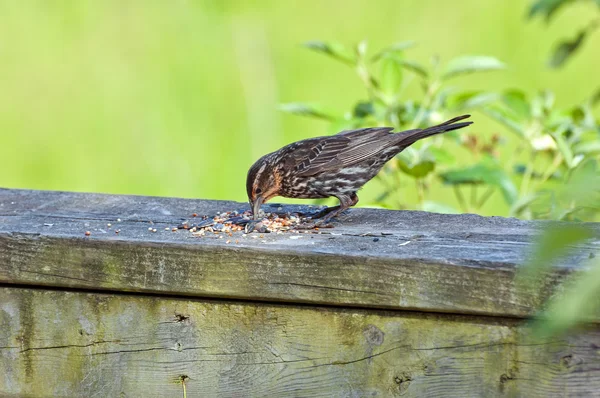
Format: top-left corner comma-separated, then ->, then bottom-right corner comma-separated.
1,287 -> 599,398
1,188 -> 600,319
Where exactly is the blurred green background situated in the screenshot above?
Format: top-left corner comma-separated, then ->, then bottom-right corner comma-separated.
1,0 -> 598,214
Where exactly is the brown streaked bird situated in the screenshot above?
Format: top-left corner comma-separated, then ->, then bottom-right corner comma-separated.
247,115 -> 473,227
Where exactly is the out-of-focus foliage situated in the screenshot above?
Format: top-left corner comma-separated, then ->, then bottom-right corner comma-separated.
281,41 -> 600,221
515,156 -> 599,338
1,1 -> 598,209
528,0 -> 600,67
518,214 -> 600,338
281,20 -> 600,337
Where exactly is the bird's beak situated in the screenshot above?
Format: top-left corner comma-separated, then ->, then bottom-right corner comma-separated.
252,196 -> 264,220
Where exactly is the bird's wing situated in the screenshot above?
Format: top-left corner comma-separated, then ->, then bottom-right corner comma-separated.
334,127 -> 399,166
291,136 -> 350,177
292,127 -> 397,177
335,127 -> 394,139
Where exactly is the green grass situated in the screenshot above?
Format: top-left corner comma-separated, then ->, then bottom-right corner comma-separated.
1,0 -> 598,215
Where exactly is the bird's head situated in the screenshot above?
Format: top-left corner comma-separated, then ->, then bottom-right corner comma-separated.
246,154 -> 282,220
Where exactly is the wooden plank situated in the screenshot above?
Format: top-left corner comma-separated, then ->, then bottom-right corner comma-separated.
1,188 -> 599,318
1,287 -> 599,397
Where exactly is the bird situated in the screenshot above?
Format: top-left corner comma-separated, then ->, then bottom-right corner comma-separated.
246,114 -> 473,227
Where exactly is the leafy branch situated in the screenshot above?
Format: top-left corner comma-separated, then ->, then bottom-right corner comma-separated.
528,0 -> 600,68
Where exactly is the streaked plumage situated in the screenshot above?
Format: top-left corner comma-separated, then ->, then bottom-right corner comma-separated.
247,115 -> 473,226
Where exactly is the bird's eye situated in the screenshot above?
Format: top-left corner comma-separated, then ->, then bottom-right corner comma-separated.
255,188 -> 263,194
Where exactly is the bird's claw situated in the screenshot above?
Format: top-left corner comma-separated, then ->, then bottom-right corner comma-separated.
244,220 -> 269,234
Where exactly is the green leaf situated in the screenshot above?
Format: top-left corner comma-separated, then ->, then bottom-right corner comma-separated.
502,89 -> 531,120
371,40 -> 416,61
591,88 -> 600,108
379,55 -> 403,99
442,56 -> 505,79
447,91 -> 499,111
532,256 -> 600,338
422,201 -> 459,214
399,59 -> 429,78
528,0 -> 572,21
566,159 -> 600,207
303,41 -> 356,66
551,130 -> 574,168
570,104 -> 597,129
509,193 -> 540,217
516,223 -> 597,333
353,101 -> 375,118
397,156 -> 435,178
548,29 -> 586,68
528,159 -> 600,221
513,164 -> 561,180
518,223 -> 595,284
278,103 -> 338,121
439,159 -> 518,205
573,141 -> 600,154
428,147 -> 456,165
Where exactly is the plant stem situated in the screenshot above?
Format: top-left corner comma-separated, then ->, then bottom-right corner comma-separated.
415,178 -> 425,207
410,80 -> 440,129
535,152 -> 563,190
391,162 -> 405,208
520,151 -> 537,197
477,186 -> 495,209
453,185 -> 468,212
356,56 -> 378,102
470,185 -> 477,209
180,377 -> 187,398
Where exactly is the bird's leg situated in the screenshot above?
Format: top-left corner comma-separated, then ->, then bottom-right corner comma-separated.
297,193 -> 358,229
316,193 -> 358,224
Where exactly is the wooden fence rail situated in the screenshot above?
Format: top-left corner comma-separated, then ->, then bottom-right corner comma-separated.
1,188 -> 599,397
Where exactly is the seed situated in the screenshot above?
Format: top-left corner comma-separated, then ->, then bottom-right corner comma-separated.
172,227 -> 177,232
117,218 -> 122,222
165,227 -> 170,231
148,227 -> 153,231
192,213 -> 198,217
84,231 -> 91,236
152,228 -> 157,233
226,240 -> 231,244
107,223 -> 112,227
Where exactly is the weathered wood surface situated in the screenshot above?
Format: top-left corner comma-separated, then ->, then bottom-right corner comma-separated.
1,188 -> 600,319
1,287 -> 600,398
1,188 -> 600,397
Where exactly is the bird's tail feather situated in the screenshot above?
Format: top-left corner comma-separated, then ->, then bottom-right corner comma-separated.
397,115 -> 472,147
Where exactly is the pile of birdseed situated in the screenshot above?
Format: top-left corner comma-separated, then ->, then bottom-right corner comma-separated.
177,209 -> 312,235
